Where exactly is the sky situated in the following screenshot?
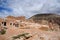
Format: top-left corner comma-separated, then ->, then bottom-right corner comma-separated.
0,0 -> 60,18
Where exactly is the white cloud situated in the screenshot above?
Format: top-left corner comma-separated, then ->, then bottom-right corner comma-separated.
0,0 -> 60,18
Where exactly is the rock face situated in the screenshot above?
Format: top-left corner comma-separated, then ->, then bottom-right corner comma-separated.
0,14 -> 60,40
29,14 -> 60,30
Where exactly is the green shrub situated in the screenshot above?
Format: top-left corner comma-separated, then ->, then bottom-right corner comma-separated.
0,29 -> 6,35
12,33 -> 32,40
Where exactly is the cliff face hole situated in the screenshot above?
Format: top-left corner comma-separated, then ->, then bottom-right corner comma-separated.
2,22 -> 6,26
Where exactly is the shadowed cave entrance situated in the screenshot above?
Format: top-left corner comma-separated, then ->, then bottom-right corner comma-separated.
2,22 -> 6,26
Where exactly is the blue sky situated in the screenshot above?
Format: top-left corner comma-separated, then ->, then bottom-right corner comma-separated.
0,0 -> 60,18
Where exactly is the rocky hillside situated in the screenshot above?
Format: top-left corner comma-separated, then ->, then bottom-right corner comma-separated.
29,13 -> 60,26
0,14 -> 60,40
0,20 -> 60,40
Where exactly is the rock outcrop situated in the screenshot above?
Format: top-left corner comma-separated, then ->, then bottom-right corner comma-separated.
0,14 -> 60,40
